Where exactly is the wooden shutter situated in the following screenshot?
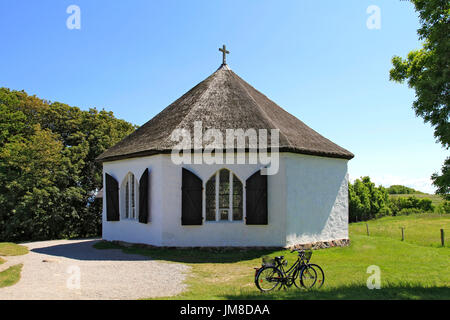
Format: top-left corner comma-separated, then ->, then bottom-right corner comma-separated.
138,168 -> 150,224
245,170 -> 268,225
181,168 -> 203,225
105,173 -> 120,221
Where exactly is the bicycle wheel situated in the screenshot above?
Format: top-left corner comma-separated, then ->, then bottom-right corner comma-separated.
308,264 -> 325,288
299,265 -> 317,289
255,266 -> 283,292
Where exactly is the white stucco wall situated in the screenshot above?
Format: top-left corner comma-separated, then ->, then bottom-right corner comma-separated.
159,156 -> 286,247
284,153 -> 349,246
102,155 -> 165,245
102,153 -> 349,247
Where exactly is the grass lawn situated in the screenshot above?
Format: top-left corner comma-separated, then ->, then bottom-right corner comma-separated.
351,214 -> 449,248
94,214 -> 450,300
0,264 -> 23,288
0,243 -> 28,288
0,243 -> 29,256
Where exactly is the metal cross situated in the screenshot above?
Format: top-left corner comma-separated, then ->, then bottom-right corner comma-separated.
219,45 -> 230,65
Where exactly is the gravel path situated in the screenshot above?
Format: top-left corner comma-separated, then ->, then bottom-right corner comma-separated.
0,239 -> 190,300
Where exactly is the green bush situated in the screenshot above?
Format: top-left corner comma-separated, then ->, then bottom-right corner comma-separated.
348,177 -> 390,222
397,208 -> 422,216
376,206 -> 392,218
386,185 -> 422,194
389,196 -> 435,216
436,201 -> 450,214
348,178 -> 438,222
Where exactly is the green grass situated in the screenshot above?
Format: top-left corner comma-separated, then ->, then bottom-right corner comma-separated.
0,243 -> 29,256
351,214 -> 449,248
0,242 -> 28,288
0,264 -> 23,288
94,215 -> 450,300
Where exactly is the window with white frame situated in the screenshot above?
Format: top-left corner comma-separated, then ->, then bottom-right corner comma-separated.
123,172 -> 137,220
205,169 -> 243,222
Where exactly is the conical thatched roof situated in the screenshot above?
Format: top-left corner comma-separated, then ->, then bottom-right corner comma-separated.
97,64 -> 354,162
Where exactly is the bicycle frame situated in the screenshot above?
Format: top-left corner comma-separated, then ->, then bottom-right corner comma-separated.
274,255 -> 309,287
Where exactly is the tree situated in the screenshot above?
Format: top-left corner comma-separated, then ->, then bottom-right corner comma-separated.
348,177 -> 390,222
0,88 -> 136,241
389,0 -> 449,199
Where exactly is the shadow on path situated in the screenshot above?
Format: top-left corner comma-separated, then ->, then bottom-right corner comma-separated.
31,240 -> 151,261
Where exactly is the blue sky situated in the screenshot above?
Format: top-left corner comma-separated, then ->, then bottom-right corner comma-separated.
0,0 -> 447,193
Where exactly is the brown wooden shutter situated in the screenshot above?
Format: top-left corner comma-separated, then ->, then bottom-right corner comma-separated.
138,168 -> 149,224
105,173 -> 120,221
181,168 -> 203,225
245,170 -> 268,225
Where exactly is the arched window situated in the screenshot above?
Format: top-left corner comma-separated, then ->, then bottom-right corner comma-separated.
205,169 -> 243,221
122,173 -> 137,220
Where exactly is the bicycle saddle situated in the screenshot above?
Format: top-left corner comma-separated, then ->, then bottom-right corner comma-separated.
275,256 -> 284,260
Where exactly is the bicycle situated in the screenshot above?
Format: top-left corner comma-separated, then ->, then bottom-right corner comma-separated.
254,249 -> 325,292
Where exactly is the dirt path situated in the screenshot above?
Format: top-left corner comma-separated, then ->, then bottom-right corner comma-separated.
0,239 -> 190,300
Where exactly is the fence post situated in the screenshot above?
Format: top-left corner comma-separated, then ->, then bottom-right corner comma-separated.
366,223 -> 369,236
441,229 -> 445,247
401,227 -> 405,241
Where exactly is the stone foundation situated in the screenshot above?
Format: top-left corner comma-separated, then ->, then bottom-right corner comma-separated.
289,238 -> 350,250
107,238 -> 350,251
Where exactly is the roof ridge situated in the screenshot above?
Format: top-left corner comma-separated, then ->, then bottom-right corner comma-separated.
158,70 -> 219,148
228,69 -> 293,147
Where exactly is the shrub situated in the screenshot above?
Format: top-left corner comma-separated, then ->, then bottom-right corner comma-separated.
386,185 -> 422,194
436,201 -> 450,214
389,196 -> 435,216
397,208 -> 422,216
376,206 -> 392,218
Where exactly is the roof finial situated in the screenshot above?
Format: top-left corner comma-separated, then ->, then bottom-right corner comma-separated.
219,44 -> 230,65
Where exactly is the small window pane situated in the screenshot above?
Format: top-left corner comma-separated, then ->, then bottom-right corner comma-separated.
219,169 -> 230,210
220,209 -> 229,221
125,180 -> 130,218
131,175 -> 135,219
232,175 -> 243,220
206,175 -> 216,221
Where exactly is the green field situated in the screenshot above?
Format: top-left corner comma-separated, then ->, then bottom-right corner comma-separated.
351,214 -> 449,248
95,214 -> 450,300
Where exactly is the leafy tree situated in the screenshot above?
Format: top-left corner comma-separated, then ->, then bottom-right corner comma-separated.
386,185 -> 423,195
0,88 -> 136,241
348,177 -> 390,222
389,0 -> 449,199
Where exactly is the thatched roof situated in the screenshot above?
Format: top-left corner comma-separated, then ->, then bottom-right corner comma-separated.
97,64 -> 354,162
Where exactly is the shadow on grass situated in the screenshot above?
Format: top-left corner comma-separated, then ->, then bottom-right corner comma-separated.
94,240 -> 282,264
223,283 -> 450,300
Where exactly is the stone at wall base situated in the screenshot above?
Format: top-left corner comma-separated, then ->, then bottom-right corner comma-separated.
106,238 -> 350,252
289,239 -> 350,250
